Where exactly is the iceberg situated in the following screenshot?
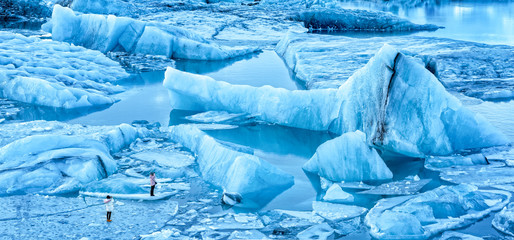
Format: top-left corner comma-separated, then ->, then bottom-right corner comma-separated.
0,122 -> 145,195
0,31 -> 127,108
164,44 -> 508,157
492,202 -> 514,237
365,184 -> 511,239
303,131 -> 393,182
168,124 -> 294,207
290,9 -> 440,32
275,32 -> 514,101
43,5 -> 259,60
322,184 -> 354,203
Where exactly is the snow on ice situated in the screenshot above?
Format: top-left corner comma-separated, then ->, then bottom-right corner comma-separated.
365,184 -> 511,239
275,32 -> 514,101
43,5 -> 259,60
303,130 -> 392,182
0,31 -> 127,108
164,45 -> 508,157
492,202 -> 514,237
169,124 -> 294,207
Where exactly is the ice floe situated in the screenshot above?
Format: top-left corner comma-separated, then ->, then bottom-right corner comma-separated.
297,223 -> 335,240
164,45 -> 508,157
303,130 -> 392,182
43,5 -> 259,60
0,121 -> 145,195
492,202 -> 514,237
169,124 -> 294,207
275,32 -> 514,101
365,184 -> 511,239
312,201 -> 367,222
322,184 -> 354,203
359,178 -> 431,196
0,31 -> 127,108
290,8 -> 440,32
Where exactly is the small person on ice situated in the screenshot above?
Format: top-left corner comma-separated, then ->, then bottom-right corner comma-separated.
150,172 -> 157,196
104,195 -> 114,222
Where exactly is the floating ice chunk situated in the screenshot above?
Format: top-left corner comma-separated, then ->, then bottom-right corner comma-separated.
140,229 -> 174,240
365,184 -> 511,239
0,31 -> 127,108
185,111 -> 248,124
82,175 -> 145,194
100,123 -> 143,153
0,76 -> 114,108
312,201 -> 367,222
424,154 -> 488,170
323,184 -> 354,203
359,179 -> 431,196
188,213 -> 264,231
0,135 -> 116,195
492,202 -> 514,237
164,44 -> 508,157
44,5 -> 258,60
228,230 -> 269,240
169,124 -> 293,207
201,231 -> 231,240
290,9 -> 440,32
296,223 -> 335,240
438,231 -> 484,240
276,209 -> 324,224
131,151 -> 195,169
80,191 -> 176,200
338,182 -> 374,190
303,131 -> 392,182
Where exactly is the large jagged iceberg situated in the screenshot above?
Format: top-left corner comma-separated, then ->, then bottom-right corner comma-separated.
365,184 -> 511,239
0,31 -> 127,108
43,5 -> 259,60
290,9 -> 440,32
163,44 -> 508,157
0,122 -> 145,195
303,130 -> 392,182
168,124 -> 294,207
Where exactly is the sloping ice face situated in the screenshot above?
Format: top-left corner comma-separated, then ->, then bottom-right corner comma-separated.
163,44 -> 509,157
169,124 -> 294,208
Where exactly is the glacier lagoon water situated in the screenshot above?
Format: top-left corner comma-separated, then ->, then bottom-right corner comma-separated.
332,0 -> 514,46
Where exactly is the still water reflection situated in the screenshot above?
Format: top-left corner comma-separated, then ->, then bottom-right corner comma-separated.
336,0 -> 514,45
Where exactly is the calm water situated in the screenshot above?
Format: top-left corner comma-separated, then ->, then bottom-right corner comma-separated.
336,0 -> 514,45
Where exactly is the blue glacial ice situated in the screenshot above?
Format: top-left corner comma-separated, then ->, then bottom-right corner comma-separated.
164,44 -> 508,157
43,5 -> 259,60
290,8 -> 440,32
303,130 -> 392,182
0,122 -> 145,195
365,184 -> 511,239
168,124 -> 294,207
275,32 -> 514,101
0,31 -> 127,108
492,202 -> 514,237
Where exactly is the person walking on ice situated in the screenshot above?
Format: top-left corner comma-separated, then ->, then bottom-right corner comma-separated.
150,172 -> 157,196
104,195 -> 114,222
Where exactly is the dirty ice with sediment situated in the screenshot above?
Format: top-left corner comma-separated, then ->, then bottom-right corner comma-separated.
0,0 -> 513,239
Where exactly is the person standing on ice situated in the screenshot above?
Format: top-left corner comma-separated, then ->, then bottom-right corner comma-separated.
104,195 -> 114,222
150,172 -> 157,196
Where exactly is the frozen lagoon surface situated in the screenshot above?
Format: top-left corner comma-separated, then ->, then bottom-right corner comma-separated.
1,0 -> 514,239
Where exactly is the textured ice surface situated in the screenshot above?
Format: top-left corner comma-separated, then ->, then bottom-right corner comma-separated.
424,154 -> 488,170
0,121 -> 145,195
297,223 -> 335,240
365,184 -> 511,239
312,201 -> 367,221
169,124 -> 294,207
0,31 -> 127,108
275,32 -> 514,100
228,230 -> 269,239
290,8 -> 439,32
187,213 -> 264,231
131,151 -> 195,169
359,178 -> 431,196
43,5 -> 258,60
164,45 -> 508,157
303,131 -> 392,181
437,231 -> 484,240
492,202 -> 514,237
